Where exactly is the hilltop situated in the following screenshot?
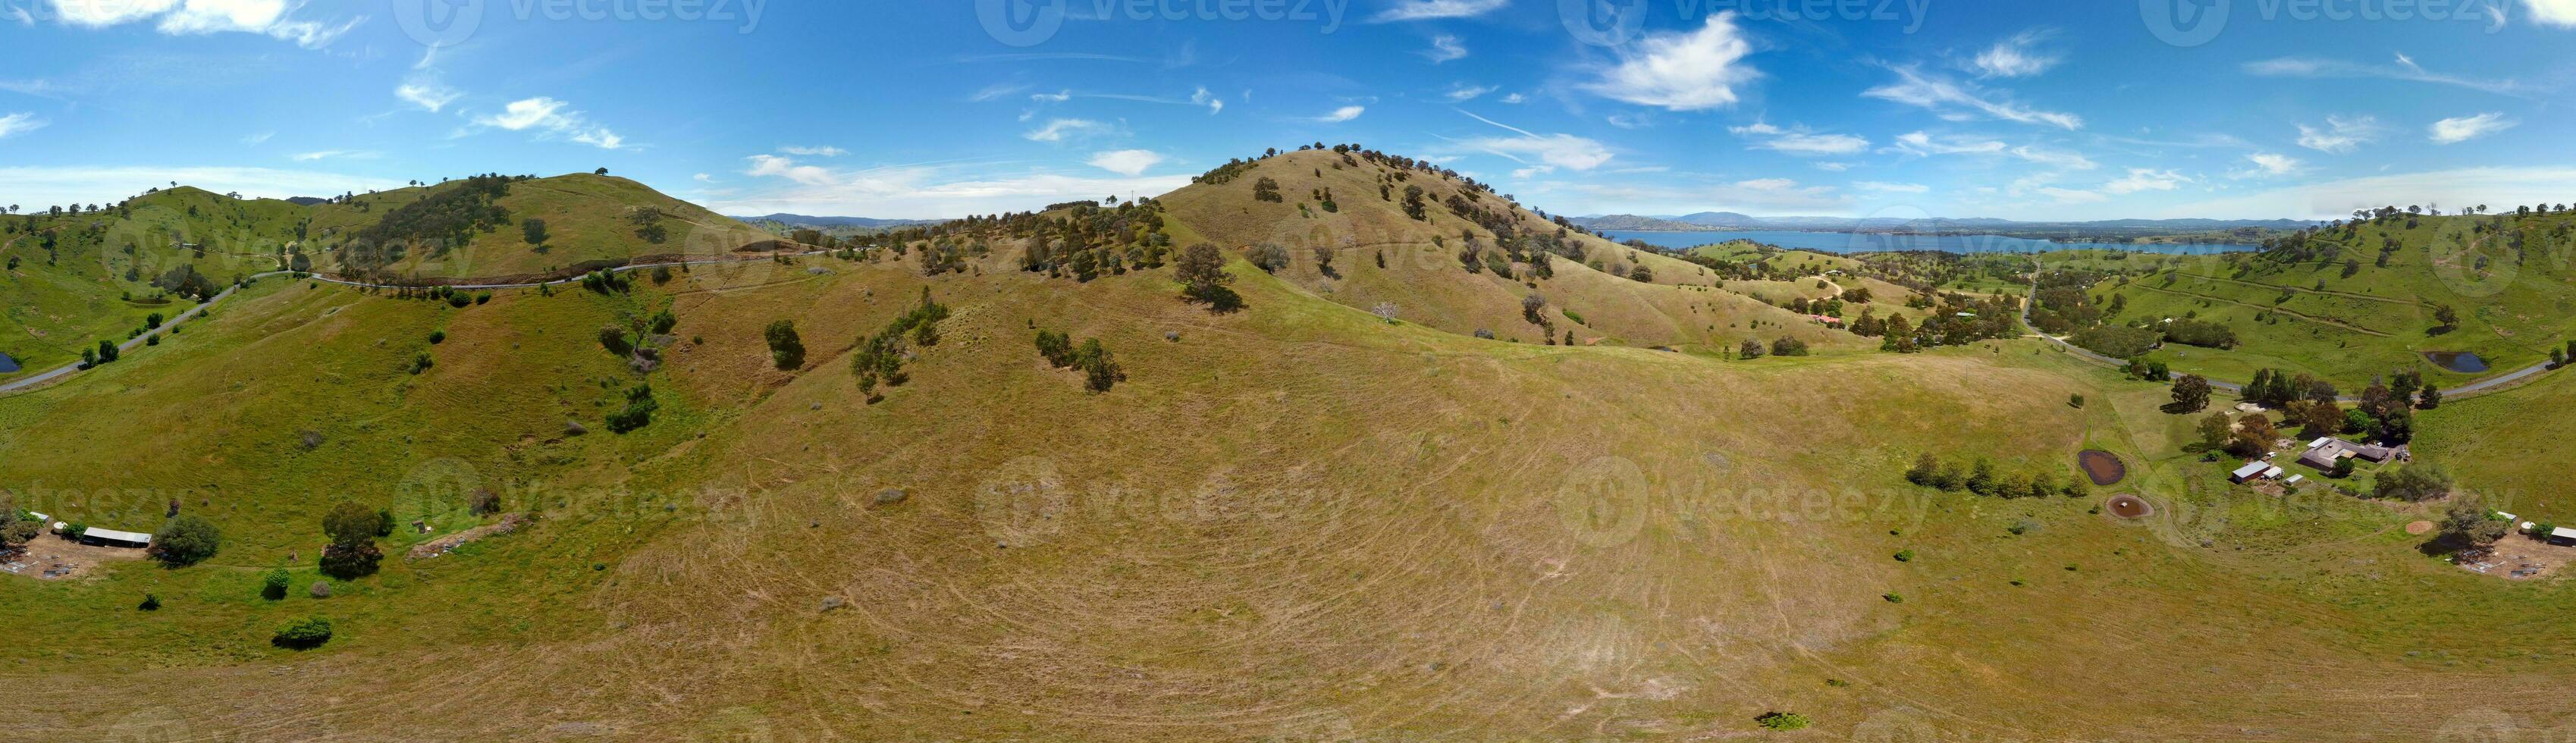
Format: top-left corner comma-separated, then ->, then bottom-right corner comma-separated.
0,149 -> 2571,740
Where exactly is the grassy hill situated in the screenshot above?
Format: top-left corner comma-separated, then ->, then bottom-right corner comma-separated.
2,155 -> 2574,739
0,175 -> 779,386
2057,209 -> 2576,387
1153,150 -> 1877,354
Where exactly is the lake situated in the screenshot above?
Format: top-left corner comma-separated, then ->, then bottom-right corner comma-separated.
0,352 -> 17,374
2422,351 -> 2490,373
1597,230 -> 2260,256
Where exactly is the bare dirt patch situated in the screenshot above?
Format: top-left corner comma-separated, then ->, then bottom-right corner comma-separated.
2405,521 -> 2435,535
408,514 -> 530,560
2457,537 -> 2576,581
2079,450 -> 2129,486
2,537 -> 148,581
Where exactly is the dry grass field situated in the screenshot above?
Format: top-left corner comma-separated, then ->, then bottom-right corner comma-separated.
1,158 -> 2571,740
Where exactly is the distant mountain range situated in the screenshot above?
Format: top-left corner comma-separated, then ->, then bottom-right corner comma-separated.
1571,213 -> 2315,235
731,213 -> 944,230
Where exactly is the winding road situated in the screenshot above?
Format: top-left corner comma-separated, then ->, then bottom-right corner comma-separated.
0,249 -> 829,395
2016,274 -> 2559,403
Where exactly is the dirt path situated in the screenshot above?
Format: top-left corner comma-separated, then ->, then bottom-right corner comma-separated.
2171,271 -> 2426,307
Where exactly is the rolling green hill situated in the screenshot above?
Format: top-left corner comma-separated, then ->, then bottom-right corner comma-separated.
1,158 -> 2572,740
2050,208 -> 2576,387
0,174 -> 780,386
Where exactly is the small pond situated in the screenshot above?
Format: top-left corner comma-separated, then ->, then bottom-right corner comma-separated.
0,351 -> 18,374
2422,351 -> 2490,373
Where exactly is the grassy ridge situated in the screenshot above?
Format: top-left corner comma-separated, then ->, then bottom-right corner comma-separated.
2074,210 -> 2576,387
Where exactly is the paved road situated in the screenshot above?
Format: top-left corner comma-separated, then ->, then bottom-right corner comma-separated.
0,250 -> 830,395
2015,273 -> 2556,403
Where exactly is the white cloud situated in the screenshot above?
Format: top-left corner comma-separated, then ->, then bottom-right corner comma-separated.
46,0 -> 359,49
1582,12 -> 1759,111
1024,118 -> 1109,143
1727,121 -> 1868,156
2104,168 -> 2189,194
1499,92 -> 1526,104
2295,115 -> 2380,153
2241,152 -> 2302,177
1370,0 -> 1508,22
780,146 -> 849,156
1456,111 -> 1615,171
745,155 -> 839,187
718,159 -> 1194,218
1189,86 -> 1225,114
1444,83 -> 1496,102
1086,149 -> 1164,177
395,77 -> 460,113
968,83 -> 1029,102
1812,161 -> 1853,172
1030,89 -> 1073,103
2009,145 -> 2097,171
1886,131 -> 2007,157
0,112 -> 48,139
1863,65 -> 2082,130
240,131 -> 273,146
1856,181 -> 1930,193
1423,34 -> 1468,64
289,150 -> 378,162
2529,0 -> 2576,26
2430,112 -> 2517,144
470,97 -> 625,149
1317,105 -> 1366,123
692,173 -> 714,183
0,164 -> 400,205
2039,187 -> 2106,204
1971,30 -> 2060,78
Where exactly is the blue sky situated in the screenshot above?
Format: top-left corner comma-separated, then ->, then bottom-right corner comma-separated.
2,0 -> 2572,221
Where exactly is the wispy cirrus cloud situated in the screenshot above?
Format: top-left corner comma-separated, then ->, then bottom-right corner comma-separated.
1423,34 -> 1468,63
2295,115 -> 2381,154
1864,64 -> 2082,130
1727,121 -> 1868,156
1970,29 -> 2060,78
2243,55 -> 2526,96
1453,110 -> 1615,174
1370,0 -> 1508,22
780,146 -> 848,156
1316,106 -> 1366,123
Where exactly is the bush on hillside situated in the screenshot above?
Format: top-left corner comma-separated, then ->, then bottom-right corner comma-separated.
149,515 -> 221,567
272,616 -> 334,649
262,569 -> 291,600
764,320 -> 805,370
1245,243 -> 1291,274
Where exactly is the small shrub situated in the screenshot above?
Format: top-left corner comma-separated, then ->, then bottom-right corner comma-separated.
1756,712 -> 1812,731
149,515 -> 221,567
1893,550 -> 1915,563
1882,593 -> 1903,603
139,594 -> 161,611
261,569 -> 290,600
409,352 -> 435,375
428,331 -> 446,344
272,616 -> 334,649
309,581 -> 332,599
2069,394 -> 2085,409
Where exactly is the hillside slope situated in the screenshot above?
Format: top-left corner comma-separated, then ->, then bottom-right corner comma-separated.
1154,149 -> 1872,353
2060,208 -> 2576,386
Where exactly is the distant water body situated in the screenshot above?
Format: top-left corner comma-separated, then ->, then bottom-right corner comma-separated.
0,352 -> 17,374
1599,230 -> 2259,256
